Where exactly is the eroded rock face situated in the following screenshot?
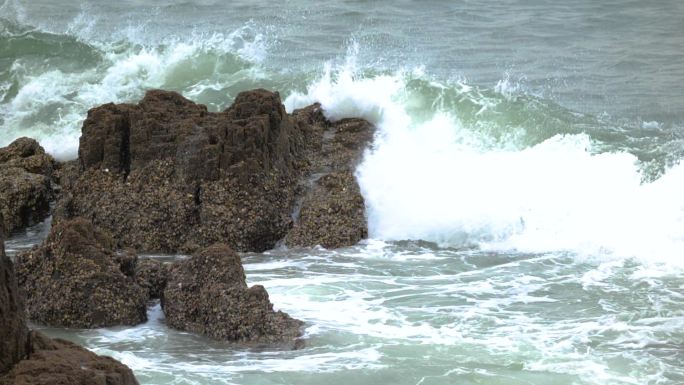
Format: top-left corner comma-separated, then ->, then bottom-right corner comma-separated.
14,218 -> 147,328
162,244 -> 303,345
1,216 -> 140,384
286,115 -> 374,249
0,138 -> 55,176
134,259 -> 168,300
0,138 -> 55,235
287,171 -> 367,248
57,89 -> 305,253
0,215 -> 29,374
0,332 -> 139,385
57,89 -> 375,253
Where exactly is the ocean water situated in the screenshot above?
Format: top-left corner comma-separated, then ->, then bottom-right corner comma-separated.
2,1 -> 683,384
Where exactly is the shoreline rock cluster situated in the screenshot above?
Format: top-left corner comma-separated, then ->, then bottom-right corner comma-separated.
56,89 -> 373,253
1,88 -> 375,382
1,215 -> 139,385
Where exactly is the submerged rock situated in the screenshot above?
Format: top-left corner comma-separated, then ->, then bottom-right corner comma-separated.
162,244 -> 303,346
0,331 -> 139,385
57,89 -> 375,253
0,138 -> 55,235
0,214 -> 29,374
14,218 -> 147,328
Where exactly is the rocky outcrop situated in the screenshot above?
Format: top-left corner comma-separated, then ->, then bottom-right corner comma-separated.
0,214 -> 29,374
14,218 -> 147,328
286,110 -> 374,249
57,89 -> 374,253
0,216 -> 139,384
134,259 -> 168,300
0,138 -> 55,235
162,244 -> 303,346
0,331 -> 139,385
286,171 -> 367,248
57,89 -> 306,253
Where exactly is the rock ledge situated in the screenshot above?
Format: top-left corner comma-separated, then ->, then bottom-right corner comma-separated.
162,244 -> 303,346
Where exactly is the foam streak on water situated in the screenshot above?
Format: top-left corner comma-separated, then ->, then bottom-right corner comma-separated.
22,243 -> 682,385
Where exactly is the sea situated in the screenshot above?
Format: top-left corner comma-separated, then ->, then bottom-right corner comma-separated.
1,0 -> 683,384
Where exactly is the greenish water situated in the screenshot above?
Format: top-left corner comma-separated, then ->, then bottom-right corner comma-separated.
2,0 -> 683,384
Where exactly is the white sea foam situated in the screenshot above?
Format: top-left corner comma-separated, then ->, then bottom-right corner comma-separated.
0,0 -> 27,25
0,23 -> 271,160
285,65 -> 684,266
242,244 -> 682,385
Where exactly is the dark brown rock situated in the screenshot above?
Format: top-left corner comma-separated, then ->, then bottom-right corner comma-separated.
1,216 -> 140,384
14,218 -> 147,328
134,259 -> 168,300
58,89 -> 306,253
162,244 -> 303,345
0,214 -> 29,374
0,138 -> 55,176
286,116 -> 374,248
0,138 -> 55,235
287,171 -> 367,248
0,331 -> 139,385
57,89 -> 374,253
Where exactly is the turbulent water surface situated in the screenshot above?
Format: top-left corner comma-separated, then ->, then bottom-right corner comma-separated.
2,0 -> 683,384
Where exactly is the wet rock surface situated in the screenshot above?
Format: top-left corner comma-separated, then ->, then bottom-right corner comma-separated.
1,89 -> 375,380
0,215 -> 29,375
57,89 -> 305,253
287,170 -> 368,248
14,218 -> 147,328
162,244 -> 304,345
134,258 -> 168,300
0,331 -> 139,385
0,138 -> 55,235
57,89 -> 374,253
1,217 -> 139,384
286,112 -> 374,248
